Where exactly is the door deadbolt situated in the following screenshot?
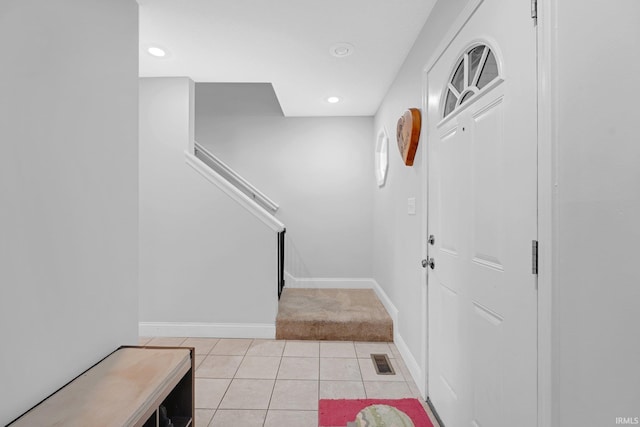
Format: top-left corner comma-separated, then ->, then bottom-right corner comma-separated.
428,235 -> 435,245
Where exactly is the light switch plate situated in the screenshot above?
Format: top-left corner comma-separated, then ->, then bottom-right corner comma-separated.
408,197 -> 416,215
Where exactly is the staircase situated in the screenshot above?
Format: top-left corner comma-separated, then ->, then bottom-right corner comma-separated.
191,143 -> 393,341
276,288 -> 393,342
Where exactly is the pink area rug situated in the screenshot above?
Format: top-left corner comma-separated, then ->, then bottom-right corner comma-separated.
319,398 -> 434,427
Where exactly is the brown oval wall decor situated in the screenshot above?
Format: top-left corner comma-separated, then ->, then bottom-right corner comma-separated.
396,108 -> 421,166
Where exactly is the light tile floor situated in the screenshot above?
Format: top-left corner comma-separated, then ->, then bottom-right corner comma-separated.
139,337 -> 440,427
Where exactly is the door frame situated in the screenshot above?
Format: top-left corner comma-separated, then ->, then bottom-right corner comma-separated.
533,0 -> 555,425
418,0 -> 554,425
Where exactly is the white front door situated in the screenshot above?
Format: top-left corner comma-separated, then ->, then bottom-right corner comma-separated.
426,1 -> 537,426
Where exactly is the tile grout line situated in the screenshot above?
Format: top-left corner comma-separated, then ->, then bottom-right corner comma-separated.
317,343 -> 321,405
357,357 -> 369,399
213,338 -> 253,415
263,349 -> 285,427
231,339 -> 251,379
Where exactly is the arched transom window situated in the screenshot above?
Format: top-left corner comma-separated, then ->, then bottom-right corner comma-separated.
443,44 -> 500,118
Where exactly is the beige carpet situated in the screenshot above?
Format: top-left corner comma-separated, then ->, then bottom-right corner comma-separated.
276,288 -> 393,342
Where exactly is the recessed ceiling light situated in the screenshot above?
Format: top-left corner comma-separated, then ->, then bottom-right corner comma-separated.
327,96 -> 341,104
147,46 -> 166,57
329,43 -> 354,58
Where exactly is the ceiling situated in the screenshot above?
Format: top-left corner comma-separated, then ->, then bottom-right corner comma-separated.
138,0 -> 436,117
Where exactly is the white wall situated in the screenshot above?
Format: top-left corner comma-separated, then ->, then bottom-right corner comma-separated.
0,1 -> 139,424
195,83 -> 374,279
372,0 -> 470,377
139,78 -> 278,332
547,1 -> 640,425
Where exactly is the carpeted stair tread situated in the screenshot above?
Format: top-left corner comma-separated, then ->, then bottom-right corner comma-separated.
276,288 -> 393,342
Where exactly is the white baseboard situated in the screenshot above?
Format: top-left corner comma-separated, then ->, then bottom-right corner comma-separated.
284,272 -> 377,289
370,280 -> 399,337
395,331 -> 424,397
371,280 -> 423,397
139,322 -> 275,339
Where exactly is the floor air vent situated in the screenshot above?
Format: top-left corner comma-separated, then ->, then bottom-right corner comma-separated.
371,354 -> 395,375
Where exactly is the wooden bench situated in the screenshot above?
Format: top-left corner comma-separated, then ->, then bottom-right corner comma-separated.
9,346 -> 194,427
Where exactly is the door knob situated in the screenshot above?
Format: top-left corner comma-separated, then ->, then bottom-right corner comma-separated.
421,258 -> 435,269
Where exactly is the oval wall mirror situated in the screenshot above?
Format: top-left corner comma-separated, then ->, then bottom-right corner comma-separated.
375,127 -> 389,187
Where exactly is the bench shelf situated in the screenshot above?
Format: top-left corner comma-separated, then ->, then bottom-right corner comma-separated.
9,345 -> 194,427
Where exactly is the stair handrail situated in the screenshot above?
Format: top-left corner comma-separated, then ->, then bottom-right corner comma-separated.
194,141 -> 279,214
184,150 -> 284,232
